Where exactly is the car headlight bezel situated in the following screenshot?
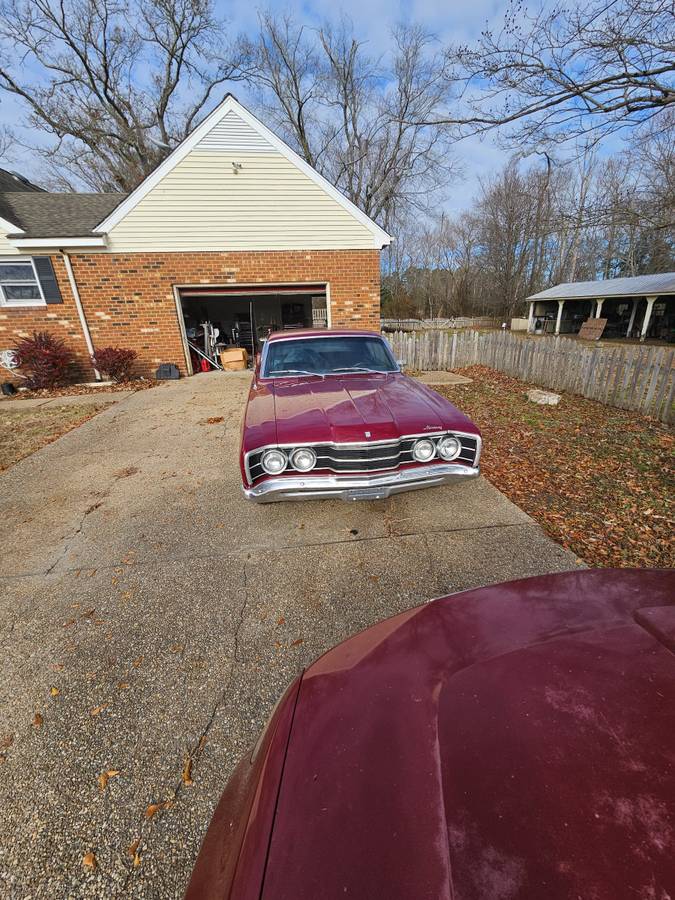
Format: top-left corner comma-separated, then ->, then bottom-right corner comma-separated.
260,448 -> 288,475
412,438 -> 436,462
437,435 -> 462,461
289,447 -> 317,472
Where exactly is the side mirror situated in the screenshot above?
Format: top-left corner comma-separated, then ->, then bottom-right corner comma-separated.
396,358 -> 407,369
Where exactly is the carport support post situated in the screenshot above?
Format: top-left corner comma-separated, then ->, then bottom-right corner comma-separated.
640,296 -> 656,342
594,298 -> 605,318
554,299 -> 565,335
626,300 -> 638,337
527,301 -> 535,333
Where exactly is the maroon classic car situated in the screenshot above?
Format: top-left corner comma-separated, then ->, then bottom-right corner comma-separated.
185,568 -> 675,900
240,329 -> 481,502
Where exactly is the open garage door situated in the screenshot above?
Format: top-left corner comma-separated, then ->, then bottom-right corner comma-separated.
177,283 -> 328,373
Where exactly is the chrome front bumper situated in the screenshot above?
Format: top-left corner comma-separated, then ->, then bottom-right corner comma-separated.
243,462 -> 479,503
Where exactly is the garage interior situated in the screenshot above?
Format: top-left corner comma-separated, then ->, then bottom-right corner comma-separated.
179,284 -> 328,372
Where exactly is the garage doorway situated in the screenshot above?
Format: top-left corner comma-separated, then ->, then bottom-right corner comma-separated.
177,283 -> 328,373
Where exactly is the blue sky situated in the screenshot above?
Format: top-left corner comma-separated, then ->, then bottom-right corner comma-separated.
215,0 -> 512,212
0,0 -> 624,211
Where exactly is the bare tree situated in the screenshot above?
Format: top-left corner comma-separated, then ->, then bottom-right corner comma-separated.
434,0 -> 674,153
386,128 -> 674,321
0,0 -> 250,190
246,14 -> 457,230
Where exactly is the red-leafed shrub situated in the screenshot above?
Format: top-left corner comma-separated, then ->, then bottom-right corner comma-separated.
14,331 -> 74,389
92,346 -> 137,382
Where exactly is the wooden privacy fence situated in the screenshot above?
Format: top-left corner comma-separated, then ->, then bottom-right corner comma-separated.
381,316 -> 499,331
386,330 -> 675,424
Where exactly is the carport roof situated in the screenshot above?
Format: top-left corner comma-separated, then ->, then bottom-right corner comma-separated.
527,272 -> 675,302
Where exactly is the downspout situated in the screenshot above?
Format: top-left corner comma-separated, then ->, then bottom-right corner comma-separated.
61,250 -> 101,381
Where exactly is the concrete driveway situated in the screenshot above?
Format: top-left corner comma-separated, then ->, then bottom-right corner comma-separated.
0,372 -> 578,898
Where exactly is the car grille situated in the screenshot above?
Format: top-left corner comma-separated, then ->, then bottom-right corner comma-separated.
246,433 -> 479,484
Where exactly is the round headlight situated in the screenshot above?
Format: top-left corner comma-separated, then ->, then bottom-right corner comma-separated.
437,435 -> 462,461
260,448 -> 287,475
290,447 -> 317,472
412,438 -> 436,462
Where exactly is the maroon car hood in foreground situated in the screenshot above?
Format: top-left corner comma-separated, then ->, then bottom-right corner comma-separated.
241,372 -> 478,454
186,569 -> 675,900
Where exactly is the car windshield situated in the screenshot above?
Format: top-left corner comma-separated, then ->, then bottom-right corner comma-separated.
263,336 -> 399,377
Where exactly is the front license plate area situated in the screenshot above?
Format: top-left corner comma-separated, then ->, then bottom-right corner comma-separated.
344,488 -> 388,501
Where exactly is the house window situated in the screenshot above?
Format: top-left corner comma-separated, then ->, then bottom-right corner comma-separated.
0,258 -> 45,306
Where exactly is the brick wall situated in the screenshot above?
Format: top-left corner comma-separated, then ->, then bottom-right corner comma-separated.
1,249 -> 381,380
0,256 -> 93,381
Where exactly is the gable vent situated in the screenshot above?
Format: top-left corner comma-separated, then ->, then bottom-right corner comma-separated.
194,111 -> 274,153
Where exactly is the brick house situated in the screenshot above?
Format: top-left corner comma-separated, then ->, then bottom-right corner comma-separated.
0,95 -> 390,379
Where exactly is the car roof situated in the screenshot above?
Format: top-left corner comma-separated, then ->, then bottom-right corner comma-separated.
265,328 -> 383,342
262,568 -> 675,899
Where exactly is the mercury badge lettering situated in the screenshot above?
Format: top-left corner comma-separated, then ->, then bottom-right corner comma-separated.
239,329 -> 481,502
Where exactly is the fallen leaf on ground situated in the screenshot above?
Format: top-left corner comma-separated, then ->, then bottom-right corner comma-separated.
276,616 -> 285,626
32,713 -> 43,728
0,734 -> 12,749
171,644 -> 184,653
117,682 -> 130,690
127,839 -> 140,858
50,687 -> 60,697
182,756 -> 193,786
98,769 -> 120,791
115,466 -> 139,478
437,366 -> 674,570
291,638 -> 304,647
90,704 -> 108,717
132,656 -> 143,668
145,802 -> 168,819
205,416 -> 224,424
82,852 -> 97,870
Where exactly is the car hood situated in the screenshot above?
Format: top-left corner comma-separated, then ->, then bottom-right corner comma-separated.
261,569 -> 675,900
269,373 -> 478,445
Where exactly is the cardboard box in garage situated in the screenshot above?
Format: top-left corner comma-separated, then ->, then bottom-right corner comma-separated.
220,347 -> 248,370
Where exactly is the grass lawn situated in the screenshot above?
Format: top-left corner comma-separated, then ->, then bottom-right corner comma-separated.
438,366 -> 674,569
0,404 -> 108,472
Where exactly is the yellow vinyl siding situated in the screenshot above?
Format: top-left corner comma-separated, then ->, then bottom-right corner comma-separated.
0,229 -> 21,254
106,152 -> 375,252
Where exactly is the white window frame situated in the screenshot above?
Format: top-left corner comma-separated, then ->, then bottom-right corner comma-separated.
0,256 -> 46,307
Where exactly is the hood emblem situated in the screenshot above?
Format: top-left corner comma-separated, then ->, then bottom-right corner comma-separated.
365,430 -> 372,438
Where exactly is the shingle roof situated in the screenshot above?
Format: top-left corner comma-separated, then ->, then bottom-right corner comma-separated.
1,192 -> 126,238
0,168 -> 44,193
527,272 -> 675,301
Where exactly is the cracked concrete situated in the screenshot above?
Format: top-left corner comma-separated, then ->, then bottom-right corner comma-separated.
0,370 -> 580,898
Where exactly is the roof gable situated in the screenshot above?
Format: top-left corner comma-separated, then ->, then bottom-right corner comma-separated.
194,110 -> 273,153
95,95 -> 390,249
